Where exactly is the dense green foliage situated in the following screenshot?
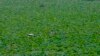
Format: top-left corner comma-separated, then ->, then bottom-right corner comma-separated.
0,0 -> 100,56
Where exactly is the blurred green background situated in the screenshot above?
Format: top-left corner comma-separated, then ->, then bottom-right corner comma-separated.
0,0 -> 100,56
